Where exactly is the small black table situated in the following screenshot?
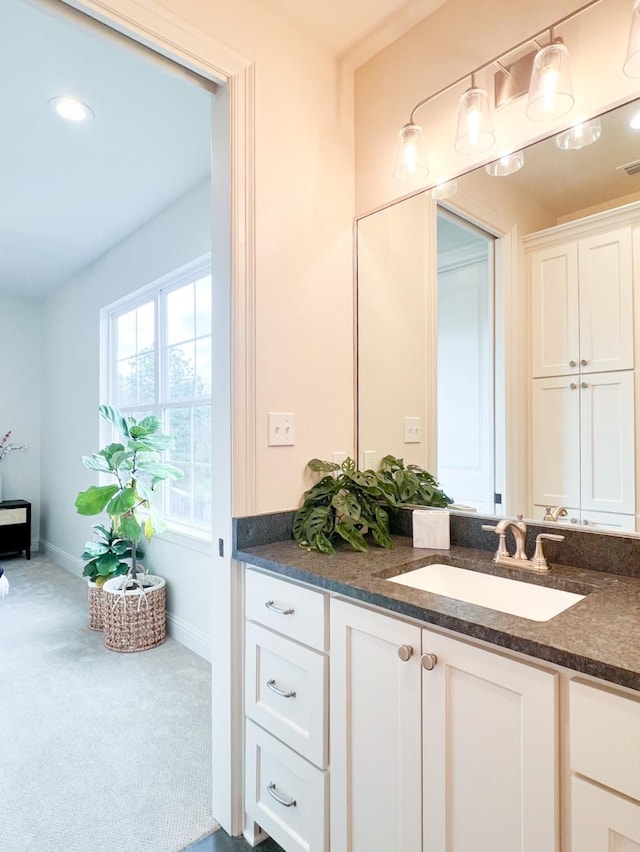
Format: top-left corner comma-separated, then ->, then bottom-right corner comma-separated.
0,499 -> 31,559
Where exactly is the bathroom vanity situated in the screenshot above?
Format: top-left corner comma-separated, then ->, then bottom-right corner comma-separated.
235,513 -> 640,852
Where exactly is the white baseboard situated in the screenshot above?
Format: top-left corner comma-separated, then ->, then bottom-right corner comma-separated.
167,612 -> 212,662
40,538 -> 212,662
41,539 -> 84,577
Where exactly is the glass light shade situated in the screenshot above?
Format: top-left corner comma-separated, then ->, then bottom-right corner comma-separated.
484,150 -> 524,177
454,86 -> 495,154
624,0 -> 640,77
526,42 -> 574,121
555,118 -> 602,150
432,179 -> 458,200
393,122 -> 429,182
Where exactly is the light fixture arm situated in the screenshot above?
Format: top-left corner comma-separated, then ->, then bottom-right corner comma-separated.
407,0 -> 601,125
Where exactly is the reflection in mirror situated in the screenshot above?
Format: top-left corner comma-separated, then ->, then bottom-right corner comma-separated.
357,97 -> 640,535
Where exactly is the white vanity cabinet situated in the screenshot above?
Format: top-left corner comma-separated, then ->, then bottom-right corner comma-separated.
330,597 -> 558,852
530,227 -> 633,379
244,568 -> 329,852
569,680 -> 640,851
531,370 -> 635,517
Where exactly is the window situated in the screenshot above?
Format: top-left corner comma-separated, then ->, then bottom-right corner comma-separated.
108,260 -> 212,536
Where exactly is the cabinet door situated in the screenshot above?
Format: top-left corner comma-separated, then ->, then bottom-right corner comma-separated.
572,776 -> 640,851
330,599 -> 422,852
578,228 -> 634,373
422,630 -> 558,852
580,371 -> 635,514
532,376 -> 581,508
531,242 -> 579,378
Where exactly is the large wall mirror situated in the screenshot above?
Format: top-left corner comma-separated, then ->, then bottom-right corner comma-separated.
357,96 -> 640,535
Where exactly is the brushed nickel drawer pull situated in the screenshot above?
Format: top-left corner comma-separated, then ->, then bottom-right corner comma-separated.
267,678 -> 296,698
421,653 -> 438,671
267,782 -> 297,807
265,599 -> 294,615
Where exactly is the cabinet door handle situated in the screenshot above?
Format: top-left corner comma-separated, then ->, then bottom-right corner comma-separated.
265,599 -> 294,615
570,382 -> 577,389
397,644 -> 413,661
581,381 -> 588,389
569,360 -> 576,367
267,678 -> 296,698
421,653 -> 438,671
267,782 -> 297,808
580,359 -> 588,366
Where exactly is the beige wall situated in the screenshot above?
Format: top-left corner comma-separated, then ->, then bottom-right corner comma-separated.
355,0 -> 640,216
75,0 -> 356,515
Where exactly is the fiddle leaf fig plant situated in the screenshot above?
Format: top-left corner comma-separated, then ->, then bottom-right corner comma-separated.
293,455 -> 452,555
80,521 -> 143,587
75,404 -> 183,583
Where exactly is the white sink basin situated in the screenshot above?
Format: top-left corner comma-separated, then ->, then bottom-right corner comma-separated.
387,563 -> 585,622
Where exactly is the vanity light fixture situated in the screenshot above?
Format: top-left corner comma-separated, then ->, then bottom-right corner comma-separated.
393,0 -> 603,183
526,35 -> 575,122
394,121 -> 429,182
555,117 -> 602,150
431,179 -> 458,199
454,75 -> 495,154
48,96 -> 94,123
484,150 -> 524,177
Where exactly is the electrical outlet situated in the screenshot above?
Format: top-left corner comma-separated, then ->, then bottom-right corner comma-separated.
332,452 -> 348,465
363,450 -> 376,469
268,412 -> 295,446
403,416 -> 422,444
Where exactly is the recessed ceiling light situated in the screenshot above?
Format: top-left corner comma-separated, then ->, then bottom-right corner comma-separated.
48,96 -> 94,123
630,109 -> 640,130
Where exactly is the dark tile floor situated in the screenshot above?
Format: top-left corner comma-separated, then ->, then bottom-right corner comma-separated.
181,829 -> 283,851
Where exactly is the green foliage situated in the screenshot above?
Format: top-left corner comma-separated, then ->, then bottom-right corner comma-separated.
81,522 -> 144,586
75,405 -> 183,580
293,455 -> 452,555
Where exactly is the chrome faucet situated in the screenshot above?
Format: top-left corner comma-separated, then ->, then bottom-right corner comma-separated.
481,516 -> 564,572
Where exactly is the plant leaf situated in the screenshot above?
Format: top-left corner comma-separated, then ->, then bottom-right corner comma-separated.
335,521 -> 369,552
75,485 -> 119,516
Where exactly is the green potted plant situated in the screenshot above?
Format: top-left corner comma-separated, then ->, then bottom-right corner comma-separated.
75,404 -> 183,651
293,455 -> 452,554
81,521 -> 143,631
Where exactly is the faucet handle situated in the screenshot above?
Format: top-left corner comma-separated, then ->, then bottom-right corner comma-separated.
532,532 -> 564,571
481,524 -> 497,532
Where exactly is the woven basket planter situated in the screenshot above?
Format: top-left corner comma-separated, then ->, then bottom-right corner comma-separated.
102,575 -> 166,652
87,581 -> 104,631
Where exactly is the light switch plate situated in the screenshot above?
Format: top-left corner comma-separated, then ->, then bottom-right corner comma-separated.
404,416 -> 421,443
268,412 -> 295,446
363,450 -> 376,469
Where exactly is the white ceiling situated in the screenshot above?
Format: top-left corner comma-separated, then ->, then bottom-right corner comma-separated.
2,0 -> 446,301
0,1 -> 213,299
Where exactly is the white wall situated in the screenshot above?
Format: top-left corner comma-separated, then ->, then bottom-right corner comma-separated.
355,0 -> 640,216
0,295 -> 41,544
40,181 -> 214,658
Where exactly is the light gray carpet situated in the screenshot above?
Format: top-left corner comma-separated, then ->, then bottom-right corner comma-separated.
0,554 -> 219,852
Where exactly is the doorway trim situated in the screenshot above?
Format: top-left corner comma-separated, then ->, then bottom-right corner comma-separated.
59,0 -> 256,835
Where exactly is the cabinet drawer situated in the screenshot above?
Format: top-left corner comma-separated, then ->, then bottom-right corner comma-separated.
246,568 -> 327,651
570,679 -> 640,800
571,776 -> 640,851
245,621 -> 328,768
245,720 -> 328,852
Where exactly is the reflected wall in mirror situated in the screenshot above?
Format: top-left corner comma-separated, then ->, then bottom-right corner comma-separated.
357,97 -> 640,535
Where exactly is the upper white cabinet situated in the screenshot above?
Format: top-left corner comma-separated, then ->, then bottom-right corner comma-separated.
532,370 -> 635,515
531,226 -> 633,378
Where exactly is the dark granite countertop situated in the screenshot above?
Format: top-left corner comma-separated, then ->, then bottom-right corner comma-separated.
234,535 -> 640,692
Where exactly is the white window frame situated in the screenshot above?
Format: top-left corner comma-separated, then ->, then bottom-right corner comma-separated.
102,253 -> 213,542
